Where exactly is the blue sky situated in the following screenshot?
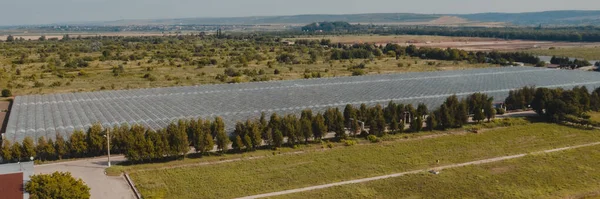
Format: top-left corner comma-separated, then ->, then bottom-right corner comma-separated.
2,0 -> 600,25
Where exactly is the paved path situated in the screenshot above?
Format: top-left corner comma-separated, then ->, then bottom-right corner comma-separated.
35,156 -> 135,199
236,142 -> 600,199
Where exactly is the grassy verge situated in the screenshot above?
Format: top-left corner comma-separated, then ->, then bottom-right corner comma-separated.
275,144 -> 600,199
129,123 -> 600,199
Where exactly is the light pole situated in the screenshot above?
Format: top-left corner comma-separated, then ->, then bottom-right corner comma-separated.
104,129 -> 111,167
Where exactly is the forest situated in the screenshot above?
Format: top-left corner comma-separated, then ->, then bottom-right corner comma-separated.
301,22 -> 600,42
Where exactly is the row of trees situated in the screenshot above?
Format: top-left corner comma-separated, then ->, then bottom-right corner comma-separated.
550,56 -> 592,68
505,86 -> 600,125
330,43 -> 542,65
1,93 -> 497,164
300,22 -> 600,42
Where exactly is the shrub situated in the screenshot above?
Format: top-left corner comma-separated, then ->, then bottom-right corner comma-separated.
351,69 -> 366,76
1,89 -> 11,97
344,139 -> 357,146
366,135 -> 380,143
496,108 -> 506,115
26,172 -> 90,199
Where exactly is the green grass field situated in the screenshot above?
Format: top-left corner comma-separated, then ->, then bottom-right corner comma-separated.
275,144 -> 600,199
129,123 -> 600,199
526,47 -> 600,60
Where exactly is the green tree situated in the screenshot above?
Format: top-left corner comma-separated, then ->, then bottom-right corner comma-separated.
246,120 -> 262,149
1,89 -> 11,97
272,129 -> 284,148
312,113 -> 326,140
11,142 -> 22,161
36,137 -> 49,161
343,104 -> 357,128
389,116 -> 399,134
1,139 -> 12,163
22,136 -> 36,160
167,121 -> 189,157
124,125 -> 148,162
6,35 -> 14,42
439,104 -> 452,130
86,124 -> 105,156
45,139 -> 56,161
410,116 -> 423,132
283,115 -> 299,145
300,117 -> 313,143
69,130 -> 87,158
591,92 -> 600,111
214,117 -> 230,152
55,133 -> 68,159
484,99 -> 496,122
26,172 -> 90,199
201,127 -> 215,154
334,108 -> 346,139
426,113 -> 438,131
473,105 -> 485,123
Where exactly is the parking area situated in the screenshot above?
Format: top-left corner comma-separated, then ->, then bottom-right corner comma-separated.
34,156 -> 135,199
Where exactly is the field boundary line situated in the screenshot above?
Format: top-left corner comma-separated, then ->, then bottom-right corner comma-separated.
236,142 -> 600,199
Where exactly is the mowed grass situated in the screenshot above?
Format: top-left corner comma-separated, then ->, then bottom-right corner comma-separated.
129,123 -> 600,199
275,144 -> 600,199
526,47 -> 600,60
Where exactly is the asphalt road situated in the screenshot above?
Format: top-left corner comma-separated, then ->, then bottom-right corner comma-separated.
34,156 -> 134,199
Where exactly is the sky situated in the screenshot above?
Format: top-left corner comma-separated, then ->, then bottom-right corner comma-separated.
2,0 -> 600,25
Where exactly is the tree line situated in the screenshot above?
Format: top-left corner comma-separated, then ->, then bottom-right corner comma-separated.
550,56 -> 592,69
329,43 -> 543,65
1,92 -> 500,164
505,86 -> 600,126
300,22 -> 600,42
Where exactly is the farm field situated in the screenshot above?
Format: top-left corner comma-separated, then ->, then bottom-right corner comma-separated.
289,35 -> 600,51
128,123 -> 600,199
525,47 -> 600,61
0,36 -> 491,96
273,144 -> 600,199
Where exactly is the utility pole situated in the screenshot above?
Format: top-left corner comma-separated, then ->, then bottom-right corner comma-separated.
106,128 -> 111,167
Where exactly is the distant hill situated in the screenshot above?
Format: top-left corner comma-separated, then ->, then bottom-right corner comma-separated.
97,13 -> 441,26
84,10 -> 600,26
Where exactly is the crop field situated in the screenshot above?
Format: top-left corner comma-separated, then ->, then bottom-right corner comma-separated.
525,47 -> 600,61
128,123 -> 600,199
274,144 -> 600,199
6,67 -> 600,142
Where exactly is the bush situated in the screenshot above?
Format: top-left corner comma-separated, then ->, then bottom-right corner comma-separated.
1,89 -> 11,97
351,69 -> 366,76
496,108 -> 506,115
26,172 -> 90,199
343,139 -> 357,146
366,135 -> 380,143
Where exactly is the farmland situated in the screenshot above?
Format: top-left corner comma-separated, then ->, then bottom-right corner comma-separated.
128,123 -> 600,199
0,35 -> 495,96
525,46 -> 600,61
274,144 -> 600,199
